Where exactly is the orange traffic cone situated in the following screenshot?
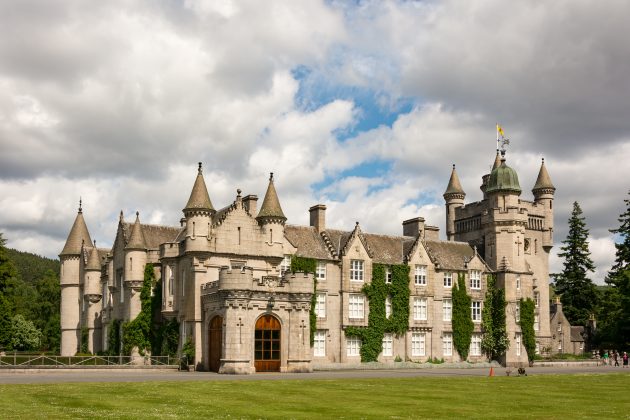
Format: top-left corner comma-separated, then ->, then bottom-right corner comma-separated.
489,367 -> 495,377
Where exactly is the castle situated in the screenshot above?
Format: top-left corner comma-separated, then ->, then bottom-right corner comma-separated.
59,148 -> 556,372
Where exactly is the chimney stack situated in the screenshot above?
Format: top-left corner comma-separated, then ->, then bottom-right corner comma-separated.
243,195 -> 258,216
309,204 -> 326,233
402,217 -> 425,238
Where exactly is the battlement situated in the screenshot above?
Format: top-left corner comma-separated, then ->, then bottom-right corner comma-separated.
201,266 -> 314,296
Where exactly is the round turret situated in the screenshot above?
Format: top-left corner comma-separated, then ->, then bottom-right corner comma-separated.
486,158 -> 521,195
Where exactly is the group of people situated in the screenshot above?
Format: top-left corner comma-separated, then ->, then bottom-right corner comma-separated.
601,350 -> 629,367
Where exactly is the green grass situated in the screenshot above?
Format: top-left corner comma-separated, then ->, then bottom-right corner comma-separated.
1,374 -> 629,419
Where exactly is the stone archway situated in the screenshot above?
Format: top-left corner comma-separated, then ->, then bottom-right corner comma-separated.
254,314 -> 281,372
208,315 -> 223,372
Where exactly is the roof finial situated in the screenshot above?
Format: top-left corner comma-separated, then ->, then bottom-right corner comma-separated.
198,162 -> 202,174
542,157 -> 545,163
269,172 -> 274,182
79,197 -> 82,213
237,188 -> 242,197
136,211 -> 139,217
93,239 -> 96,247
119,210 -> 124,221
452,164 -> 456,169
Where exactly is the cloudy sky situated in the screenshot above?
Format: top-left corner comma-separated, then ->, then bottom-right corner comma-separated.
1,0 -> 628,283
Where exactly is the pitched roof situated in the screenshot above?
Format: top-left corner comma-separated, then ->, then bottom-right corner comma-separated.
184,163 -> 214,212
60,208 -> 92,257
363,233 -> 415,265
570,326 -> 585,342
125,213 -> 147,250
444,165 -> 465,196
122,221 -> 180,249
256,173 -> 286,221
532,158 -> 555,192
323,229 -> 352,257
424,240 -> 476,270
284,225 -> 331,259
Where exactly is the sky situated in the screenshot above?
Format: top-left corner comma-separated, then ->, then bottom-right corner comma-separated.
1,0 -> 629,284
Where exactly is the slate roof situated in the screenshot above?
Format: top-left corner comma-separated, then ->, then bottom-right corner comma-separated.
362,233 -> 415,265
324,229 -> 352,257
60,210 -> 92,256
424,240 -> 476,270
184,164 -> 214,212
122,222 -> 181,249
532,159 -> 555,191
444,165 -> 465,196
256,174 -> 286,220
284,225 -> 331,259
570,326 -> 585,342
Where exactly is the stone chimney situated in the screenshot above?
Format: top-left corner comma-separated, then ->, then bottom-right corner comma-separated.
402,217 -> 425,238
309,204 -> 326,233
243,194 -> 258,216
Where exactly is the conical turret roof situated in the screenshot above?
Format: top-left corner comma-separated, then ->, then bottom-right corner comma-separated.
86,241 -> 101,270
60,200 -> 93,257
492,151 -> 502,170
125,212 -> 147,250
443,165 -> 466,197
184,162 -> 214,212
256,173 -> 287,222
532,158 -> 555,192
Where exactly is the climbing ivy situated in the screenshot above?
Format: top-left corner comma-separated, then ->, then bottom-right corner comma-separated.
452,273 -> 473,360
345,263 -> 410,362
80,326 -> 89,354
481,274 -> 509,360
290,256 -> 318,346
519,298 -> 536,363
121,264 -> 154,355
107,318 -> 121,356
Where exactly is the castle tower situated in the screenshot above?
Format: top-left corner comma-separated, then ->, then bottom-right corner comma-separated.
183,162 -> 215,253
84,241 -> 103,353
59,200 -> 92,356
443,165 -> 466,241
256,172 -> 287,245
124,212 -> 147,320
532,158 -> 555,249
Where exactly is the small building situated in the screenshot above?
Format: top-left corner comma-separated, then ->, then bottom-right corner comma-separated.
549,298 -> 585,355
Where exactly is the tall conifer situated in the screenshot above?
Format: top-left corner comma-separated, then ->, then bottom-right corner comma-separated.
555,202 -> 598,326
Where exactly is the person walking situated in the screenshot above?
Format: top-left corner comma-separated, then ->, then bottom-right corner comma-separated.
614,351 -> 620,367
623,351 -> 628,368
603,350 -> 609,366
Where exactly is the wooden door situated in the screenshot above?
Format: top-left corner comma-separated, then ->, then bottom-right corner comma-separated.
208,316 -> 223,372
254,315 -> 281,372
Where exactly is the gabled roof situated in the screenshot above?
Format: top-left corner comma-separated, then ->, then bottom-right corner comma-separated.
424,240 -> 476,271
256,173 -> 286,221
60,205 -> 92,257
184,163 -> 214,212
570,326 -> 585,342
284,225 -> 331,260
121,221 -> 181,249
362,233 -> 415,265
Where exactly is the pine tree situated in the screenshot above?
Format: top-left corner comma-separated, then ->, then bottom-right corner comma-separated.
555,202 -> 598,326
0,233 -> 18,350
605,192 -> 630,348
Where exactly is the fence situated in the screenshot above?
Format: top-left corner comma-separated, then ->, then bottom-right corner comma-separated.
0,354 -> 179,367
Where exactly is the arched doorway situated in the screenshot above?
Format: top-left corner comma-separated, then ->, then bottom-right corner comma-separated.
255,315 -> 281,372
208,316 -> 223,372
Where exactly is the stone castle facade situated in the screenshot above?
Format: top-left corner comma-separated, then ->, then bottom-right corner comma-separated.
60,150 -> 556,371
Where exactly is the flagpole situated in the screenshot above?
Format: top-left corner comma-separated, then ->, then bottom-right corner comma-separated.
496,123 -> 500,152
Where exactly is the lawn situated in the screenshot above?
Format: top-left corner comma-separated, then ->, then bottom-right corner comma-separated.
0,373 -> 628,419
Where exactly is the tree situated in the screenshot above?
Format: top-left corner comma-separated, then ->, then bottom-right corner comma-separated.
481,275 -> 509,360
452,273 -> 473,360
604,191 -> 630,348
0,233 -> 18,350
555,202 -> 598,327
10,314 -> 42,351
34,269 -> 61,352
122,264 -> 154,355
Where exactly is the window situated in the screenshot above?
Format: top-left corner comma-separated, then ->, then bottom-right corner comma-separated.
414,265 -> 427,286
280,255 -> 291,275
471,301 -> 482,322
443,299 -> 452,321
535,342 -> 540,355
470,334 -> 482,356
314,331 -> 326,356
347,336 -> 361,356
516,275 -> 521,290
443,272 -> 452,288
386,267 -> 392,284
349,294 -> 365,319
411,332 -> 426,356
413,297 -> 428,321
470,270 -> 481,289
385,295 -> 392,319
443,333 -> 453,356
516,301 -> 521,322
534,314 -> 540,331
350,260 -> 364,282
516,333 -> 522,356
316,262 -> 327,280
118,271 -> 124,303
168,265 -> 174,296
382,333 -> 393,357
315,293 -> 326,318
534,292 -> 539,308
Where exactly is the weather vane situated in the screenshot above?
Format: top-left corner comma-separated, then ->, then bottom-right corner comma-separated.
496,123 -> 510,157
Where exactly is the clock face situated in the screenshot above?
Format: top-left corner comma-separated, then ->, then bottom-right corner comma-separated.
524,238 -> 530,252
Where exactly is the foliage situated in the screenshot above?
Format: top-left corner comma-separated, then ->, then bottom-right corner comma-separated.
452,273 -> 473,360
345,263 -> 410,362
107,319 -> 122,355
600,191 -> 630,349
427,357 -> 444,364
182,335 -> 195,363
150,279 -> 163,355
158,318 -> 179,357
481,275 -> 509,360
0,233 -> 18,350
80,326 -> 89,354
290,256 -> 317,274
554,202 -> 598,327
4,248 -> 60,286
519,298 -> 536,363
33,270 -> 61,351
121,264 -> 154,355
9,314 -> 42,351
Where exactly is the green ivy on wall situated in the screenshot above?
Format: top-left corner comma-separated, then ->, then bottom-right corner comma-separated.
519,297 -> 536,363
481,274 -> 509,360
345,263 -> 410,362
452,273 -> 473,360
107,318 -> 121,356
121,263 -> 154,355
80,326 -> 89,354
290,256 -> 318,345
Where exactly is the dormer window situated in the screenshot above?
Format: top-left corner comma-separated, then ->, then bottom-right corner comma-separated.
350,260 -> 364,282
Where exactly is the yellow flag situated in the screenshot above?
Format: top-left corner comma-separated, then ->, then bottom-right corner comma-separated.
496,124 -> 505,138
